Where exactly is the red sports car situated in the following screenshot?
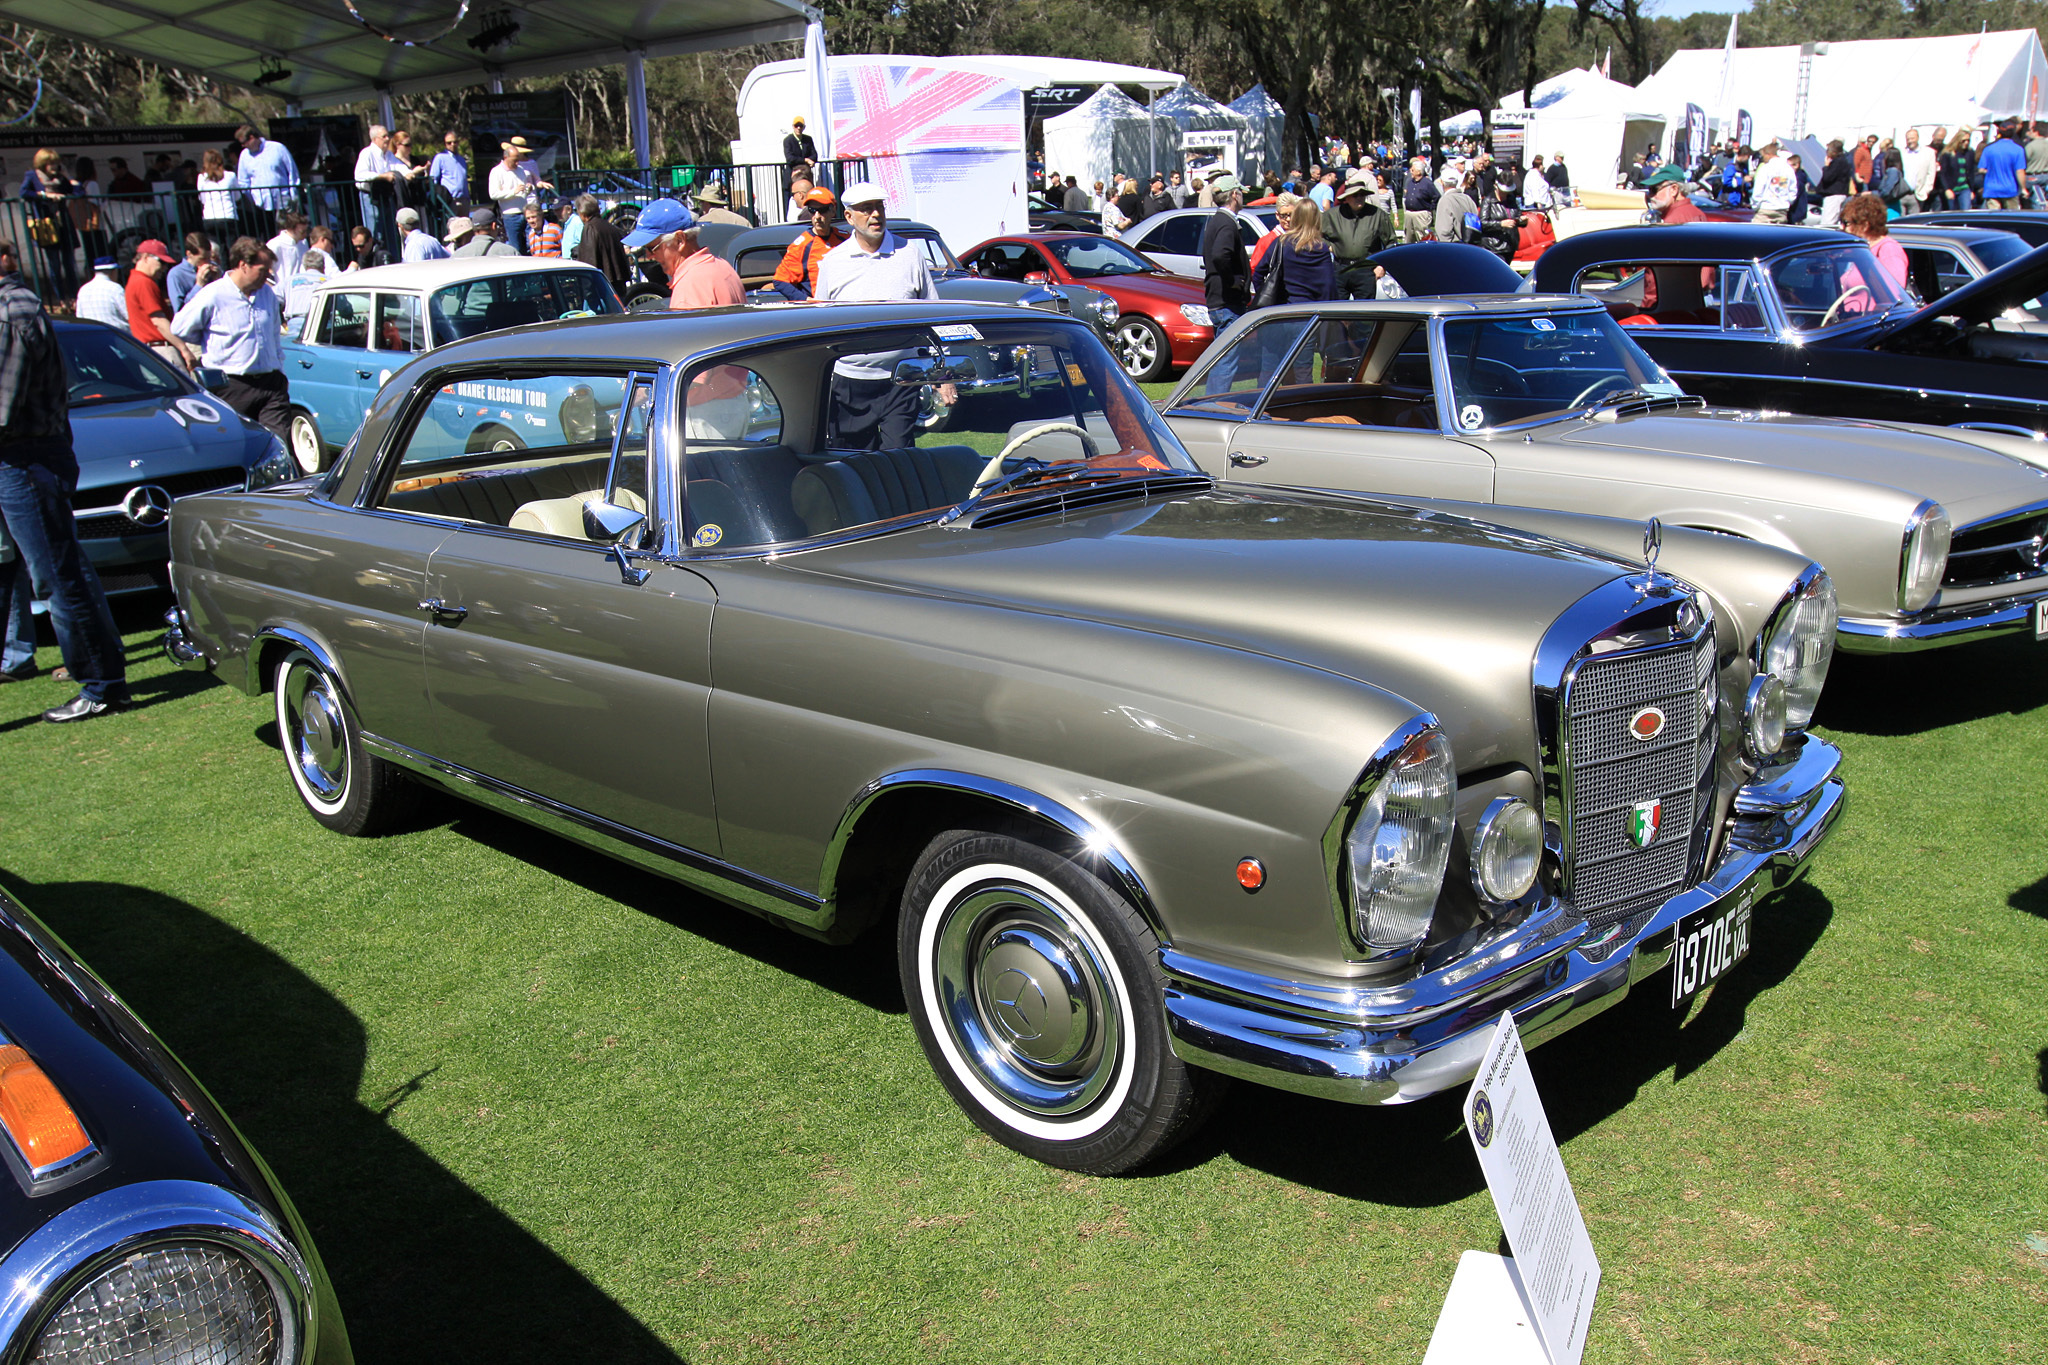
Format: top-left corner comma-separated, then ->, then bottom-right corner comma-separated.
960,232 -> 1217,382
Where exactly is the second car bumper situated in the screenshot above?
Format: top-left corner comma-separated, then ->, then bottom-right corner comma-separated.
1162,738 -> 1845,1104
1839,585 -> 2048,653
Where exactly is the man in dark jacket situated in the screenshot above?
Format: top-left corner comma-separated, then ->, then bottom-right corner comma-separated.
1143,174 -> 1175,219
1323,170 -> 1397,297
1402,158 -> 1440,242
573,195 -> 631,295
1199,173 -> 1250,394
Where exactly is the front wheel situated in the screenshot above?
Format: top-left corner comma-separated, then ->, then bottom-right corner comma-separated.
274,649 -> 417,836
1112,315 -> 1172,383
286,408 -> 325,474
899,830 -> 1223,1173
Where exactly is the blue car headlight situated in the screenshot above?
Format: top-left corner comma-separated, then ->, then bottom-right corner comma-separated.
247,437 -> 296,490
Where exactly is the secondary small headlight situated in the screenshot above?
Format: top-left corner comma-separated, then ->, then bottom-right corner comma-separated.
1759,567 -> 1836,729
1470,797 -> 1544,904
1347,728 -> 1456,954
1899,499 -> 1950,612
247,437 -> 296,489
1743,674 -> 1788,762
1091,293 -> 1119,325
1179,303 -> 1214,328
28,1240 -> 293,1365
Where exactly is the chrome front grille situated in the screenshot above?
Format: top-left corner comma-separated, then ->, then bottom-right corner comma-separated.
1560,631 -> 1717,928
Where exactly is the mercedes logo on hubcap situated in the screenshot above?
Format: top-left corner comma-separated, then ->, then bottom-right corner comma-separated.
122,484 -> 173,528
989,967 -> 1047,1043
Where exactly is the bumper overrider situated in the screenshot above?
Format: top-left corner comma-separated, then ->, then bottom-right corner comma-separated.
1162,738 -> 1845,1104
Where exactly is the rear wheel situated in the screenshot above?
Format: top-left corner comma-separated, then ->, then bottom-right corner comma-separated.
273,649 -> 417,836
1112,314 -> 1171,383
287,408 -> 325,474
899,830 -> 1223,1173
466,424 -> 526,454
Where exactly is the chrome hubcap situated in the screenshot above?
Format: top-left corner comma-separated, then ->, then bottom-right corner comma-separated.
933,882 -> 1119,1117
289,416 -> 320,473
1115,322 -> 1157,376
285,666 -> 347,801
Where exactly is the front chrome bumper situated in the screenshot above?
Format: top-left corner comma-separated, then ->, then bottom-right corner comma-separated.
1162,738 -> 1846,1104
1839,585 -> 2048,653
163,606 -> 211,671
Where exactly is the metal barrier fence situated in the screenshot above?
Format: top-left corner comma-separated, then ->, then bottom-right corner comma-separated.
555,158 -> 871,229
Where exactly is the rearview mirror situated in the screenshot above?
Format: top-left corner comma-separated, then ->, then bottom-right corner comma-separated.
893,356 -> 977,387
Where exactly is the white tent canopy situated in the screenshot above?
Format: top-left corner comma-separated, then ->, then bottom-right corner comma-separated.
1636,29 -> 2048,143
1226,84 -> 1286,182
1043,85 -> 1178,198
1527,72 -> 1669,192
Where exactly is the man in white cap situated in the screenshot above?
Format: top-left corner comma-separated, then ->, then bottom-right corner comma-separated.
489,136 -> 552,253
398,207 -> 449,263
75,258 -> 129,330
811,182 -> 948,450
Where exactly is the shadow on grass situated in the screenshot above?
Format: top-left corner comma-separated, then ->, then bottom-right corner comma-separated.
1183,880 -> 1836,1204
0,871 -> 685,1365
1817,633 -> 2048,737
2009,875 -> 2048,921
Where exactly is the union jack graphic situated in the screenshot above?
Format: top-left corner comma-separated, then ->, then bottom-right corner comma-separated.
831,65 -> 1023,205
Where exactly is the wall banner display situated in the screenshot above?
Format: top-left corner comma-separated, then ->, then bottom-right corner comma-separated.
464,91 -> 578,175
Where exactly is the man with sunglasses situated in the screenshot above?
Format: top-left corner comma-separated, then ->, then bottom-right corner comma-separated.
770,185 -> 847,298
811,183 -> 947,451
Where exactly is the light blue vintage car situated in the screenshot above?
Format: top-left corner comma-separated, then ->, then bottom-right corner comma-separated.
282,258 -> 623,472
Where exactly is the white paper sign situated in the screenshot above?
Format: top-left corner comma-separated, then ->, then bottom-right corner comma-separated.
1421,1251 -> 1549,1365
1463,1013 -> 1600,1365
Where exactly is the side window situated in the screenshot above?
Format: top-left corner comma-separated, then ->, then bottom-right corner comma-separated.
1146,215 -> 1204,257
548,271 -> 618,317
314,292 -> 370,349
374,369 -> 638,541
1238,219 -> 1261,246
1172,316 -> 1312,416
1586,263 -> 1716,327
374,293 -> 424,352
1266,319 -> 1439,430
1720,267 -> 1767,330
970,244 -> 1032,281
684,364 -> 790,551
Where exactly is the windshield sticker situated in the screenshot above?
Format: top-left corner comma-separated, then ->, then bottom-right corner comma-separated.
1459,404 -> 1486,431
933,324 -> 982,342
1531,317 -> 1556,332
691,524 -> 724,548
175,397 -> 224,424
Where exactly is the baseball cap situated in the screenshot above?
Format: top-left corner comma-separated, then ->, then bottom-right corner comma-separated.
622,197 -> 695,250
800,185 -> 838,209
91,257 -> 117,272
135,239 -> 176,265
1207,171 -> 1240,195
841,182 -> 885,209
395,207 -> 420,226
1644,164 -> 1689,189
792,115 -> 806,128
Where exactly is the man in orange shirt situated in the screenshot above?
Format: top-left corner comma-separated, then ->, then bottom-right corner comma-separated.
124,240 -> 197,370
772,186 -> 846,297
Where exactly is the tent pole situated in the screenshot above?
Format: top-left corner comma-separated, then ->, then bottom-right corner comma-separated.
377,87 -> 395,131
626,48 -> 651,174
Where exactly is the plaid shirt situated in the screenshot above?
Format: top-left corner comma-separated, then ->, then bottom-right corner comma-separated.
0,271 -> 71,457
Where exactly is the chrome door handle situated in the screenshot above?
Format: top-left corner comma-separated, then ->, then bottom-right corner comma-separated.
355,369 -> 373,379
1229,451 -> 1269,468
298,359 -> 313,369
417,598 -> 467,622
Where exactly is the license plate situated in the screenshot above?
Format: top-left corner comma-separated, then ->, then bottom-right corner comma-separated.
1671,896 -> 1754,1009
2036,600 -> 2048,641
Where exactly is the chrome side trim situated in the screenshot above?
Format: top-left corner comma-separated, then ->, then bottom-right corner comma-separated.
0,1179 -> 317,1365
817,769 -> 1163,938
1165,740 -> 1846,1104
1951,421 -> 2048,439
1837,583 -> 2048,652
360,735 -> 826,928
1319,712 -> 1442,968
1666,366 -> 2048,423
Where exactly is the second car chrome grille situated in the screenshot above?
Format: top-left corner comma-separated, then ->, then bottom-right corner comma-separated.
1943,510 -> 2048,590
1561,631 -> 1717,928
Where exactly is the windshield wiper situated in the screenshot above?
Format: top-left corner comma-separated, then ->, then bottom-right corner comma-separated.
938,461 -> 1167,526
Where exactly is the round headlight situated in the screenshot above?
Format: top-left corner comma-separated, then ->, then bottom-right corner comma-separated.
1093,293 -> 1119,325
1470,797 -> 1544,904
1743,673 -> 1788,762
1348,728 -> 1456,954
1899,500 -> 1950,612
29,1240 -> 294,1365
1760,568 -> 1836,729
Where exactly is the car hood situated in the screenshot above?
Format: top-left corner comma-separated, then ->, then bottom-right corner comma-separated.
1556,408 -> 2048,525
71,394 -> 262,489
1370,241 -> 1528,296
1091,271 -> 1207,305
1874,238 -> 2048,347
790,486 -> 1644,772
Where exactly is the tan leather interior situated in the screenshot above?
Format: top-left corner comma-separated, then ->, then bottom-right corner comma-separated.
509,487 -> 647,539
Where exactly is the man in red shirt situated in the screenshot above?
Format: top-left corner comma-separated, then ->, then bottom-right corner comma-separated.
773,186 -> 847,297
1645,166 -> 1704,224
124,240 -> 197,370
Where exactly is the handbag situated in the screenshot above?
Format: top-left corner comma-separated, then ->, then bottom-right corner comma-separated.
1252,241 -> 1287,308
66,198 -> 100,234
27,214 -> 58,247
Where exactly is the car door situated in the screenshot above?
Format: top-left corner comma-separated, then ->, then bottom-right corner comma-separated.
381,366 -> 722,856
1218,316 -> 1495,502
289,289 -> 379,442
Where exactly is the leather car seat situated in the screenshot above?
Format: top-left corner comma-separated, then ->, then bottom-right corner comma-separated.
790,446 -> 985,535
509,487 -> 646,539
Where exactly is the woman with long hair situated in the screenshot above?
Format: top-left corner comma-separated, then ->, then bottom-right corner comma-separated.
1949,129 -> 1978,211
20,147 -> 79,298
1250,196 -> 1338,306
197,148 -> 239,251
1839,192 -> 1907,293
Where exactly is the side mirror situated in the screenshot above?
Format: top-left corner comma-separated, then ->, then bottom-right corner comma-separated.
195,367 -> 227,392
1023,270 -> 1049,284
581,498 -> 647,546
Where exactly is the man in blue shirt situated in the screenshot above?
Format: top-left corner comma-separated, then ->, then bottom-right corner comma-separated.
1978,122 -> 2029,209
171,237 -> 290,439
232,124 -> 301,217
166,232 -> 216,313
429,130 -> 469,206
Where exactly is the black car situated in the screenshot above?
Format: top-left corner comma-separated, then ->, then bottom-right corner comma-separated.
1027,191 -> 1105,234
1527,224 -> 2048,437
0,884 -> 350,1362
1911,209 -> 2048,249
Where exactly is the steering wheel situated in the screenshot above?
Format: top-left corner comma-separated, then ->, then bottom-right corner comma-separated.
969,422 -> 1099,494
1565,373 -> 1636,409
1466,358 -> 1530,397
1818,284 -> 1871,329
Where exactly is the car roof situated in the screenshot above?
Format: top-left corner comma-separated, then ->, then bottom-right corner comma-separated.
1533,223 -> 1838,286
315,257 -> 604,291
1244,294 -> 1605,320
725,219 -> 946,256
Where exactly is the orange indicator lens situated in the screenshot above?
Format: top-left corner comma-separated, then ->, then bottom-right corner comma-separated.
0,1044 -> 90,1171
1236,858 -> 1265,892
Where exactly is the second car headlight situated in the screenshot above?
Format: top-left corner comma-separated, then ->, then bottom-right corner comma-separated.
1092,292 -> 1119,326
1759,566 -> 1836,730
1347,728 -> 1455,954
247,437 -> 296,489
1899,499 -> 1950,612
1179,303 -> 1214,328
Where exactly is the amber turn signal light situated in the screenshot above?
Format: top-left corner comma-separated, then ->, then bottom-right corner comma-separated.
1236,858 -> 1265,892
0,1044 -> 91,1172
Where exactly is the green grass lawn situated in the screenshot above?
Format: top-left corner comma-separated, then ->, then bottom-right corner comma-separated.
0,600 -> 2042,1364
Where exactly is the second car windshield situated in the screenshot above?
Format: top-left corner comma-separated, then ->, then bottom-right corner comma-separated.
63,326 -> 186,406
1441,311 -> 1682,429
1765,245 -> 1905,330
1047,238 -> 1158,278
429,270 -> 621,344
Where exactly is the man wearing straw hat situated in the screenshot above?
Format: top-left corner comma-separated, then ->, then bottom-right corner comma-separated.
489,136 -> 553,254
691,183 -> 750,228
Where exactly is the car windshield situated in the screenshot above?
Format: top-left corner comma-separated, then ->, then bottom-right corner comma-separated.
899,232 -> 960,272
1441,310 -> 1683,429
1046,237 -> 1158,278
62,326 -> 187,406
1764,244 -> 1904,331
428,269 -> 621,344
678,318 -> 1198,550
1960,234 -> 2048,316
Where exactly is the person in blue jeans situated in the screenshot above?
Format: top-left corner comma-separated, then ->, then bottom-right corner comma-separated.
0,523 -> 36,680
0,240 -> 129,721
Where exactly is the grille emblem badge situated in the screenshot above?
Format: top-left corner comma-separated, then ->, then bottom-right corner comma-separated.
1627,799 -> 1663,849
1628,706 -> 1666,742
122,484 -> 173,528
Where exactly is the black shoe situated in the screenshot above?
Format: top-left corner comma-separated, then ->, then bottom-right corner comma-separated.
0,665 -> 35,683
42,692 -> 127,723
